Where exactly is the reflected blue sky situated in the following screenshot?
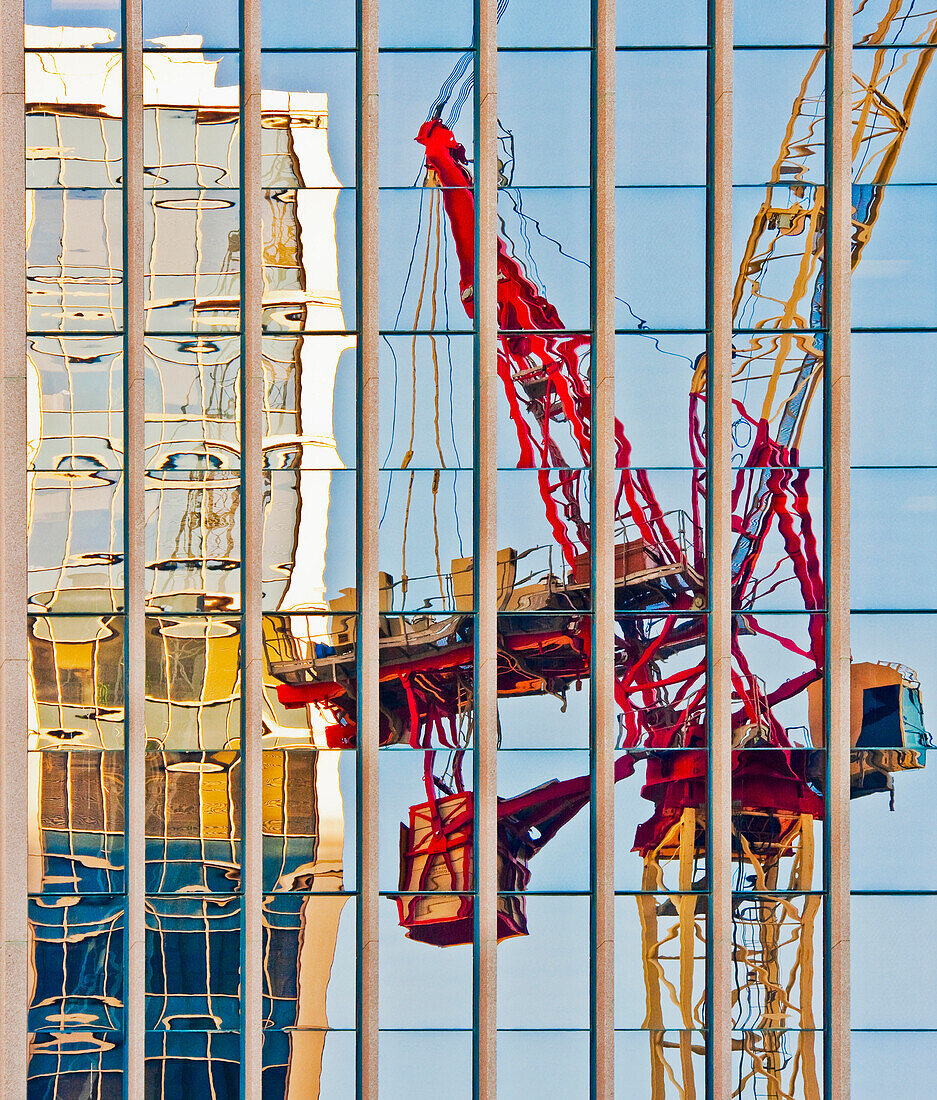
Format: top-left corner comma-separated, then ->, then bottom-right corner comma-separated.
21,1 -> 937,1096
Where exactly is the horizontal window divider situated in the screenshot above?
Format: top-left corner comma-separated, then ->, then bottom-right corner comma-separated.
377,746 -> 475,753
615,44 -> 712,52
28,891 -> 127,898
849,1028 -> 937,1033
730,1027 -> 827,1034
850,890 -> 937,896
733,327 -> 827,335
839,183 -> 937,189
730,890 -> 826,897
731,608 -> 829,615
489,1028 -> 595,1034
612,1027 -> 707,1033
140,46 -> 241,54
733,42 -> 829,50
616,328 -> 708,335
24,47 -> 123,55
260,1028 -> 358,1034
374,1028 -> 475,1034
30,611 -> 120,619
378,891 -> 477,898
141,1028 -> 244,1034
852,43 -> 937,50
493,747 -> 594,752
25,185 -> 125,191
849,607 -> 937,614
27,331 -> 126,339
610,889 -> 826,897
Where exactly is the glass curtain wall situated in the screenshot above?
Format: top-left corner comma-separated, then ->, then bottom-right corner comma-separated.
849,5 -> 937,1098
26,9 -> 128,1096
731,7 -> 829,1094
16,1 -> 935,1098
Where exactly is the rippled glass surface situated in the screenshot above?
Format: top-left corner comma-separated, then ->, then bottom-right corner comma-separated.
262,189 -> 357,332
379,187 -> 472,333
615,894 -> 706,1031
261,0 -> 356,48
615,334 -> 704,468
28,471 -> 124,613
614,1031 -> 706,1096
27,51 -> 122,187
499,895 -> 590,1028
497,624 -> 591,749
263,894 -> 356,1026
736,51 -> 826,186
23,9 -> 367,1096
144,190 -> 240,332
145,1030 -> 239,1099
22,1 -> 937,1097
28,749 -> 125,894
145,893 -> 241,1030
143,1 -> 239,50
378,470 -> 473,612
617,187 -> 707,330
264,1030 -> 356,1099
616,0 -> 706,46
142,52 -> 240,188
29,895 -> 125,1031
26,5 -> 120,47
29,1032 -> 124,1099
847,17 -> 937,1100
27,189 -> 124,332
29,335 -> 124,468
616,749 -> 709,892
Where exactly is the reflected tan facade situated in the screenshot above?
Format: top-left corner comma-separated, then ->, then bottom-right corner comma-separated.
5,2 -> 937,1099
22,29 -> 351,1099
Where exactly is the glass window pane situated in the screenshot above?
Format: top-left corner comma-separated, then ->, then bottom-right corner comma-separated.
29,895 -> 124,1031
28,189 -> 123,333
498,895 -> 590,1029
143,1 -> 239,50
616,0 -> 706,47
25,5 -> 120,47
851,895 -> 937,1028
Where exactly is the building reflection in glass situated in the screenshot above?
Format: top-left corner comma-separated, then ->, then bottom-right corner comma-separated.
26,26 -> 352,1098
23,6 -> 937,1100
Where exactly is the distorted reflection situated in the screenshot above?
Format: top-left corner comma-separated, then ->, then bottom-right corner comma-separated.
29,895 -> 125,1032
269,11 -> 934,1100
23,3 -> 937,1098
26,25 -> 355,1096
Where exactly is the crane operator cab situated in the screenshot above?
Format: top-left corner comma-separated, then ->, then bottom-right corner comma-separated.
808,662 -> 931,802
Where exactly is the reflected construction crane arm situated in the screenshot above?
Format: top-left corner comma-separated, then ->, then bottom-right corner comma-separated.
724,8 -> 937,598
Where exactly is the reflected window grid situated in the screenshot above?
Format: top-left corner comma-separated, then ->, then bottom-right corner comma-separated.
17,3 -> 937,1099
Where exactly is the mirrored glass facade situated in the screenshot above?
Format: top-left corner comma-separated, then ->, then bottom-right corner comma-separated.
0,1 -> 933,1098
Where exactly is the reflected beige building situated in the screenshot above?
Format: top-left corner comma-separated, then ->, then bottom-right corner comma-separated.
25,29 -> 351,1096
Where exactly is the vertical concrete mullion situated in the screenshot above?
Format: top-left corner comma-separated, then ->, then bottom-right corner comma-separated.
707,0 -> 733,1097
474,0 -> 497,1096
123,0 -> 145,1095
240,0 -> 263,1095
826,0 -> 852,1095
0,8 -> 26,1098
590,0 -> 615,1096
356,0 -> 379,1096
